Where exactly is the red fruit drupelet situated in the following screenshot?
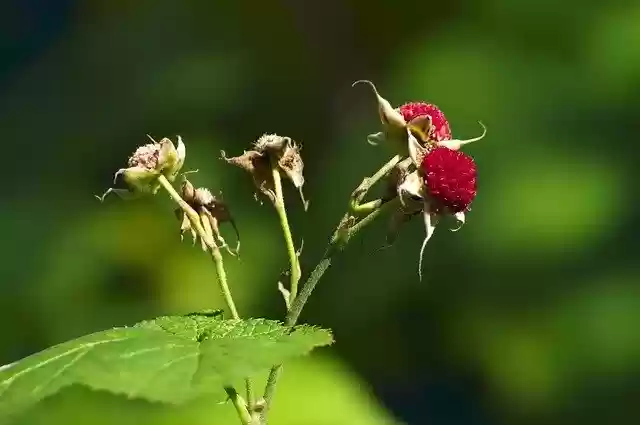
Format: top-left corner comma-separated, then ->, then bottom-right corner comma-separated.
398,102 -> 452,141
421,147 -> 477,213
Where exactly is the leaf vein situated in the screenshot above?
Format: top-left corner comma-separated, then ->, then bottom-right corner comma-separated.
0,336 -> 132,396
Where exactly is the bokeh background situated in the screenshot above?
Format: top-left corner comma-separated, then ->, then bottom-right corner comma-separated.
1,0 -> 639,424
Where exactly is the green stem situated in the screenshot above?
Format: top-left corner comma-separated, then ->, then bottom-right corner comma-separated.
159,175 -> 249,421
351,154 -> 401,205
271,166 -> 301,304
225,386 -> 253,425
199,209 -> 252,408
261,156 -> 402,423
199,209 -> 240,319
209,237 -> 256,414
210,239 -> 240,319
286,198 -> 398,327
246,377 -> 255,411
350,198 -> 382,215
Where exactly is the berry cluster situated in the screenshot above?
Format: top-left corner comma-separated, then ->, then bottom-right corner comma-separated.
399,102 -> 477,213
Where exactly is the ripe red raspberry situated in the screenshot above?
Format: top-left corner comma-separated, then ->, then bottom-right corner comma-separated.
399,102 -> 452,141
421,147 -> 477,213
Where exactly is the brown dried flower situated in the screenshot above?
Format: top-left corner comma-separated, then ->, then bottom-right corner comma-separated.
222,133 -> 308,210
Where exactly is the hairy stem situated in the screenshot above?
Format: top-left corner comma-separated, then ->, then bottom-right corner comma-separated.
351,154 -> 401,206
286,198 -> 398,327
271,166 -> 301,303
246,378 -> 255,411
225,386 -> 253,425
260,156 -> 402,422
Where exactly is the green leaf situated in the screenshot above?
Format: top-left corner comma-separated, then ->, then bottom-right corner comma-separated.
0,313 -> 332,419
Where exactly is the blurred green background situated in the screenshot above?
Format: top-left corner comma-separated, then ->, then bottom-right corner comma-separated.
1,0 -> 639,424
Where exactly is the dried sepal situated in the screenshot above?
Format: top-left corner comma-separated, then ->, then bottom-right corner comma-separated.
352,80 -> 406,129
386,164 -> 439,280
451,211 -> 465,232
406,115 -> 433,144
277,281 -> 291,310
158,136 -> 186,181
175,208 -> 197,245
418,207 -> 439,281
366,131 -> 385,146
173,179 -> 241,255
436,122 -> 487,151
277,140 -> 309,210
408,132 -> 428,168
202,194 -> 241,256
222,133 -> 308,210
353,80 -> 412,154
147,135 -> 186,181
197,207 -> 215,252
221,149 -> 275,203
116,166 -> 161,194
186,182 -> 240,255
397,169 -> 425,208
181,179 -> 196,204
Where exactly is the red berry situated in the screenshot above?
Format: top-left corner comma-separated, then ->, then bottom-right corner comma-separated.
421,147 -> 477,213
398,102 -> 452,141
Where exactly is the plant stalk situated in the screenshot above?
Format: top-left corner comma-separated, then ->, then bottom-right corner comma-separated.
200,209 -> 241,319
271,166 -> 301,304
225,386 -> 254,425
159,175 -> 250,423
260,156 -> 402,423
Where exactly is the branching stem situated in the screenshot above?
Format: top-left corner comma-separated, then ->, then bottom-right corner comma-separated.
225,386 -> 253,425
260,155 -> 402,423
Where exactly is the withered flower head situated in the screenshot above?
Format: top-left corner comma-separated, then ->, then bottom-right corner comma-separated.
97,136 -> 186,200
221,133 -> 308,210
176,180 -> 240,255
